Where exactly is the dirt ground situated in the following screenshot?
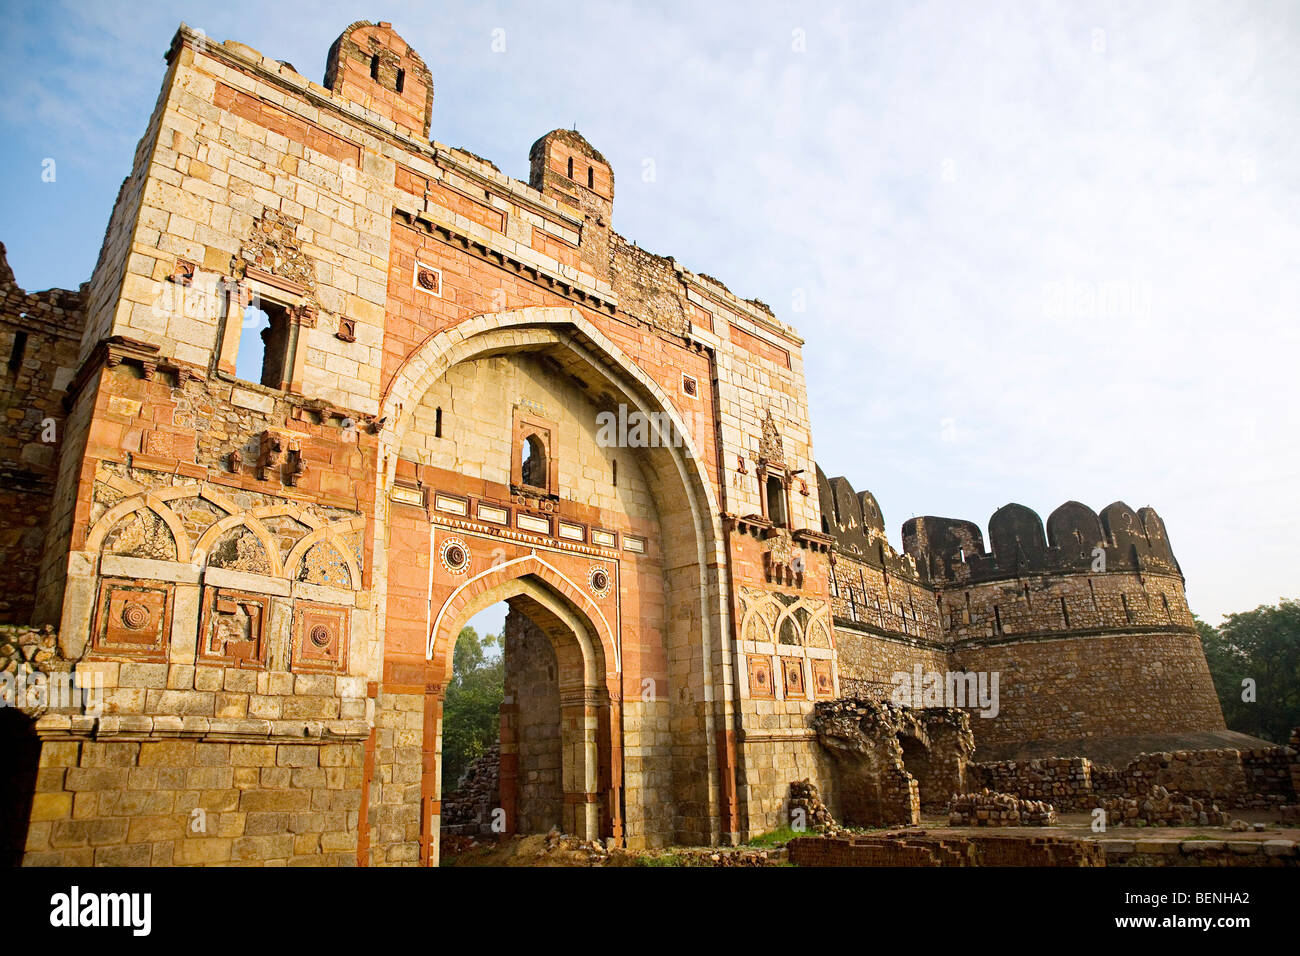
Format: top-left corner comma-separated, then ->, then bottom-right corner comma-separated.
439,809 -> 1300,867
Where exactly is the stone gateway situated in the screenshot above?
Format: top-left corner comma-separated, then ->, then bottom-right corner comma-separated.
0,21 -> 1237,866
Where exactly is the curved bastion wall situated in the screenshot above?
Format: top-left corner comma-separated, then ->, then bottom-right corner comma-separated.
816,467 -> 1227,760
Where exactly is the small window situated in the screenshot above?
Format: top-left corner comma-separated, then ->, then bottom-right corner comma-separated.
8,330 -> 28,374
566,156 -> 574,179
435,406 -> 443,438
395,68 -> 405,93
587,165 -> 594,188
236,300 -> 292,389
520,433 -> 548,489
370,54 -> 380,80
612,458 -> 618,487
766,475 -> 787,527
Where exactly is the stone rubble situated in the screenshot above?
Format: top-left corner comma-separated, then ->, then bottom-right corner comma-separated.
947,789 -> 1057,827
1096,784 -> 1231,828
440,744 -> 501,836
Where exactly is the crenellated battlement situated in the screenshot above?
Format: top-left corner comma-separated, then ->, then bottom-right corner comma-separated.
815,464 -> 1181,589
902,499 -> 1181,586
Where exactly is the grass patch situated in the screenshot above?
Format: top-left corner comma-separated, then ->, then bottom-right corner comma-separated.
743,825 -> 805,847
633,853 -> 688,867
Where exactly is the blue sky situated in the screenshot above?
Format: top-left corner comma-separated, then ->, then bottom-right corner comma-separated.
2,0 -> 1297,627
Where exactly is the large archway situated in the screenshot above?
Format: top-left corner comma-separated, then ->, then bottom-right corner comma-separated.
371,307 -> 738,861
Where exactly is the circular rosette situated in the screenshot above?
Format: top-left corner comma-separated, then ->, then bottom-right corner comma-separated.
440,537 -> 471,574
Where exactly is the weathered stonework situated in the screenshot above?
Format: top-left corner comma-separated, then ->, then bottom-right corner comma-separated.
0,18 -> 1241,865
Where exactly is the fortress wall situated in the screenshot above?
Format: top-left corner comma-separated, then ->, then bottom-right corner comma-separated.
0,250 -> 86,622
942,569 -> 1195,642
955,630 -> 1225,754
829,555 -> 945,644
833,626 -> 949,698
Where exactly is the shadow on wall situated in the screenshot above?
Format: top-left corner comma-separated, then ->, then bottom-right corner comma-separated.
0,709 -> 39,866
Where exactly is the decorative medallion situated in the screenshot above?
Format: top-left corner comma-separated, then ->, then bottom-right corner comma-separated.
747,655 -> 774,700
440,537 -> 470,574
121,603 -> 151,630
588,565 -> 611,599
292,602 -> 350,674
782,657 -> 806,699
414,261 -> 442,296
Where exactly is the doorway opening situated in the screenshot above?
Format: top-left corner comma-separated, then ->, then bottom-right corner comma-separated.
439,600 -> 564,863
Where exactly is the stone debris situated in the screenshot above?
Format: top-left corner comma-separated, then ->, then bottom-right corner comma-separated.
788,779 -> 836,831
947,789 -> 1057,827
440,744 -> 501,836
1096,785 -> 1231,828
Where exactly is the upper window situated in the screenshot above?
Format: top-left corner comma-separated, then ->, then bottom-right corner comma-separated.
766,474 -> 788,527
520,433 -> 548,490
235,299 -> 292,389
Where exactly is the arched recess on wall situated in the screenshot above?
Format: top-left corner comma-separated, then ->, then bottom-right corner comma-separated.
85,491 -> 363,589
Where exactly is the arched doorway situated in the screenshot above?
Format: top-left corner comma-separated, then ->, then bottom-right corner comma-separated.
424,557 -> 617,865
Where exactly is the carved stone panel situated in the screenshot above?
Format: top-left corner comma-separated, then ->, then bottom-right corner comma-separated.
811,659 -> 835,699
291,602 -> 350,674
199,588 -> 271,669
91,579 -> 173,660
782,657 -> 806,699
747,655 -> 774,700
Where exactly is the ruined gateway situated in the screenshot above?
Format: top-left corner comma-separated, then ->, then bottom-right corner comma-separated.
0,22 -> 1248,866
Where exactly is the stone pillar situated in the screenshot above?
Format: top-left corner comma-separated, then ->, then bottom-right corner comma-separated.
419,680 -> 442,867
498,698 -> 519,834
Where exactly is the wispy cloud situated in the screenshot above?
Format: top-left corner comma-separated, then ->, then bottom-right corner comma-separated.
1,0 -> 1295,621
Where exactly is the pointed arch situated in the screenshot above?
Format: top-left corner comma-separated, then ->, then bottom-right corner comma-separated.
192,512 -> 284,577
84,494 -> 192,563
284,526 -> 363,588
427,553 -> 615,678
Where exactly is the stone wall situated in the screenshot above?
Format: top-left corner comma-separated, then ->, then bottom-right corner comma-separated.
970,744 -> 1298,812
504,608 -> 561,833
0,245 -> 85,623
22,734 -> 362,866
788,833 -> 1104,867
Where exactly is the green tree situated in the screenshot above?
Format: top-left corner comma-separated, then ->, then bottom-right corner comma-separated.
1197,599 -> 1300,744
441,626 -> 504,789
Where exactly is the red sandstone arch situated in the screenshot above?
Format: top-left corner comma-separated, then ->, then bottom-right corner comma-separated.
422,554 -> 621,864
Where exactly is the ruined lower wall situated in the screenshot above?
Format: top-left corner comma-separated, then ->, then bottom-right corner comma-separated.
0,245 -> 86,623
735,732 -> 840,838
971,744 -> 1298,812
788,833 -> 1104,867
21,732 -> 362,866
